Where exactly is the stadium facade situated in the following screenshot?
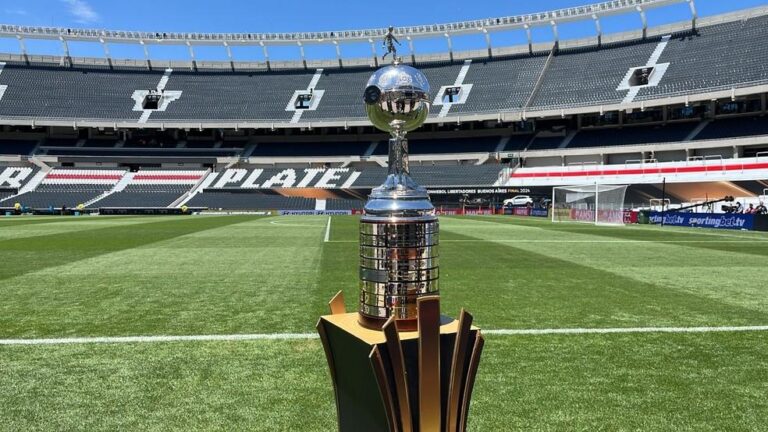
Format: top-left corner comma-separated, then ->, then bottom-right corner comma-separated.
1,0 -> 768,213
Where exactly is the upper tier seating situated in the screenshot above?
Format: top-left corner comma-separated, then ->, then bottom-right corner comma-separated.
637,15 -> 768,100
0,65 -> 162,120
532,38 -> 661,109
1,14 -> 767,123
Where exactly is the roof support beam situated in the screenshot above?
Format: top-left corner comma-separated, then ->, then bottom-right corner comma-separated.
139,40 -> 151,70
592,14 -> 602,47
524,24 -> 533,54
99,38 -> 113,69
59,37 -> 72,67
297,41 -> 307,69
368,38 -> 379,67
224,41 -> 235,72
333,40 -> 342,68
16,35 -> 29,65
407,36 -> 416,64
481,28 -> 492,59
550,20 -> 559,50
260,41 -> 270,71
687,0 -> 698,30
637,6 -> 648,39
186,41 -> 197,71
444,33 -> 453,62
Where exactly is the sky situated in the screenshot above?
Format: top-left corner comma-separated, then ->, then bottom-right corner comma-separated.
0,0 -> 766,61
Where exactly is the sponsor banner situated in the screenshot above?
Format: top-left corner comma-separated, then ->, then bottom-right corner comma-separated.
202,211 -> 273,215
503,207 -> 548,217
624,210 -> 638,224
435,208 -> 495,216
278,210 -> 352,216
570,208 -> 595,222
649,212 -> 755,230
570,208 -> 625,223
428,187 -> 529,195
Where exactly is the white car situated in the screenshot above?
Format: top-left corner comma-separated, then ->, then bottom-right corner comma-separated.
503,195 -> 534,207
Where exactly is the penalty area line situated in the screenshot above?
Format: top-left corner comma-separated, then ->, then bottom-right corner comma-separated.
484,325 -> 768,335
324,216 -> 331,243
2,325 -> 768,346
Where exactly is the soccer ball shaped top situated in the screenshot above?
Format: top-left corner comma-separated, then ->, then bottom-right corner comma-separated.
364,64 -> 430,133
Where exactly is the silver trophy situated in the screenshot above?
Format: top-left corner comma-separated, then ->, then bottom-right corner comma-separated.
359,59 -> 438,330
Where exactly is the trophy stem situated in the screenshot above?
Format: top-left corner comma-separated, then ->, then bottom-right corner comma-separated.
387,122 -> 409,178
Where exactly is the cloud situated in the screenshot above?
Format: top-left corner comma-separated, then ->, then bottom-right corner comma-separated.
61,0 -> 100,24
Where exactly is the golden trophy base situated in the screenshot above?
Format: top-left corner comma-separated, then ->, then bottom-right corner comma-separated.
317,292 -> 484,432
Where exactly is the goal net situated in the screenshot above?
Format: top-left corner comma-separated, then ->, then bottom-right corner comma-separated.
552,184 -> 628,225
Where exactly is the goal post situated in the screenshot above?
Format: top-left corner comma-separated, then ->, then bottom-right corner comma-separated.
552,184 -> 629,225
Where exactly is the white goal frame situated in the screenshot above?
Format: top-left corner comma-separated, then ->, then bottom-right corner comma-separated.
551,184 -> 629,225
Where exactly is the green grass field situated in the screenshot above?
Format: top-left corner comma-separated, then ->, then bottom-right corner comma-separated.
1,215 -> 767,431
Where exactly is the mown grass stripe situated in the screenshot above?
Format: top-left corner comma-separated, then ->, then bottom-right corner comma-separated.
0,216 -> 258,282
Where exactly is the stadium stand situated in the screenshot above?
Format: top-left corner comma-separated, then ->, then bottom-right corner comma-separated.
251,141 -> 372,157
1,5 -> 768,212
531,38 -> 661,109
1,12 -> 768,124
7,169 -> 125,208
694,116 -> 768,140
568,122 -> 700,148
41,146 -> 240,158
408,164 -> 503,186
450,55 -> 549,114
95,184 -> 193,208
0,65 -> 162,120
637,14 -> 768,100
325,198 -> 365,210
526,135 -> 565,150
0,140 -> 38,155
405,137 -> 501,155
95,170 -> 206,208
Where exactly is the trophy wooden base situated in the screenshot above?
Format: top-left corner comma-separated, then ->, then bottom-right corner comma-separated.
317,293 -> 484,432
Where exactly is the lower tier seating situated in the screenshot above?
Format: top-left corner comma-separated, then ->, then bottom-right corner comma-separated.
95,184 -> 191,208
325,199 -> 365,210
8,184 -> 111,208
187,192 -> 314,210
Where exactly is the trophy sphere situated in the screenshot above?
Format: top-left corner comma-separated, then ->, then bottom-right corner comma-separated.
364,64 -> 430,133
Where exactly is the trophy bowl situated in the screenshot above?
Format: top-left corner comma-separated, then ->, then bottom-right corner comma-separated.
364,63 -> 431,134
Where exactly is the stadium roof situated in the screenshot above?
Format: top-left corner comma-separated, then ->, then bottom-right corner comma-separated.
0,0 -> 696,64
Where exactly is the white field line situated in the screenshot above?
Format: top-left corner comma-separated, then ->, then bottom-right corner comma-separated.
324,216 -> 331,242
268,220 -> 325,228
326,239 -> 766,243
2,325 -> 768,346
484,325 -> 768,336
0,333 -> 318,346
